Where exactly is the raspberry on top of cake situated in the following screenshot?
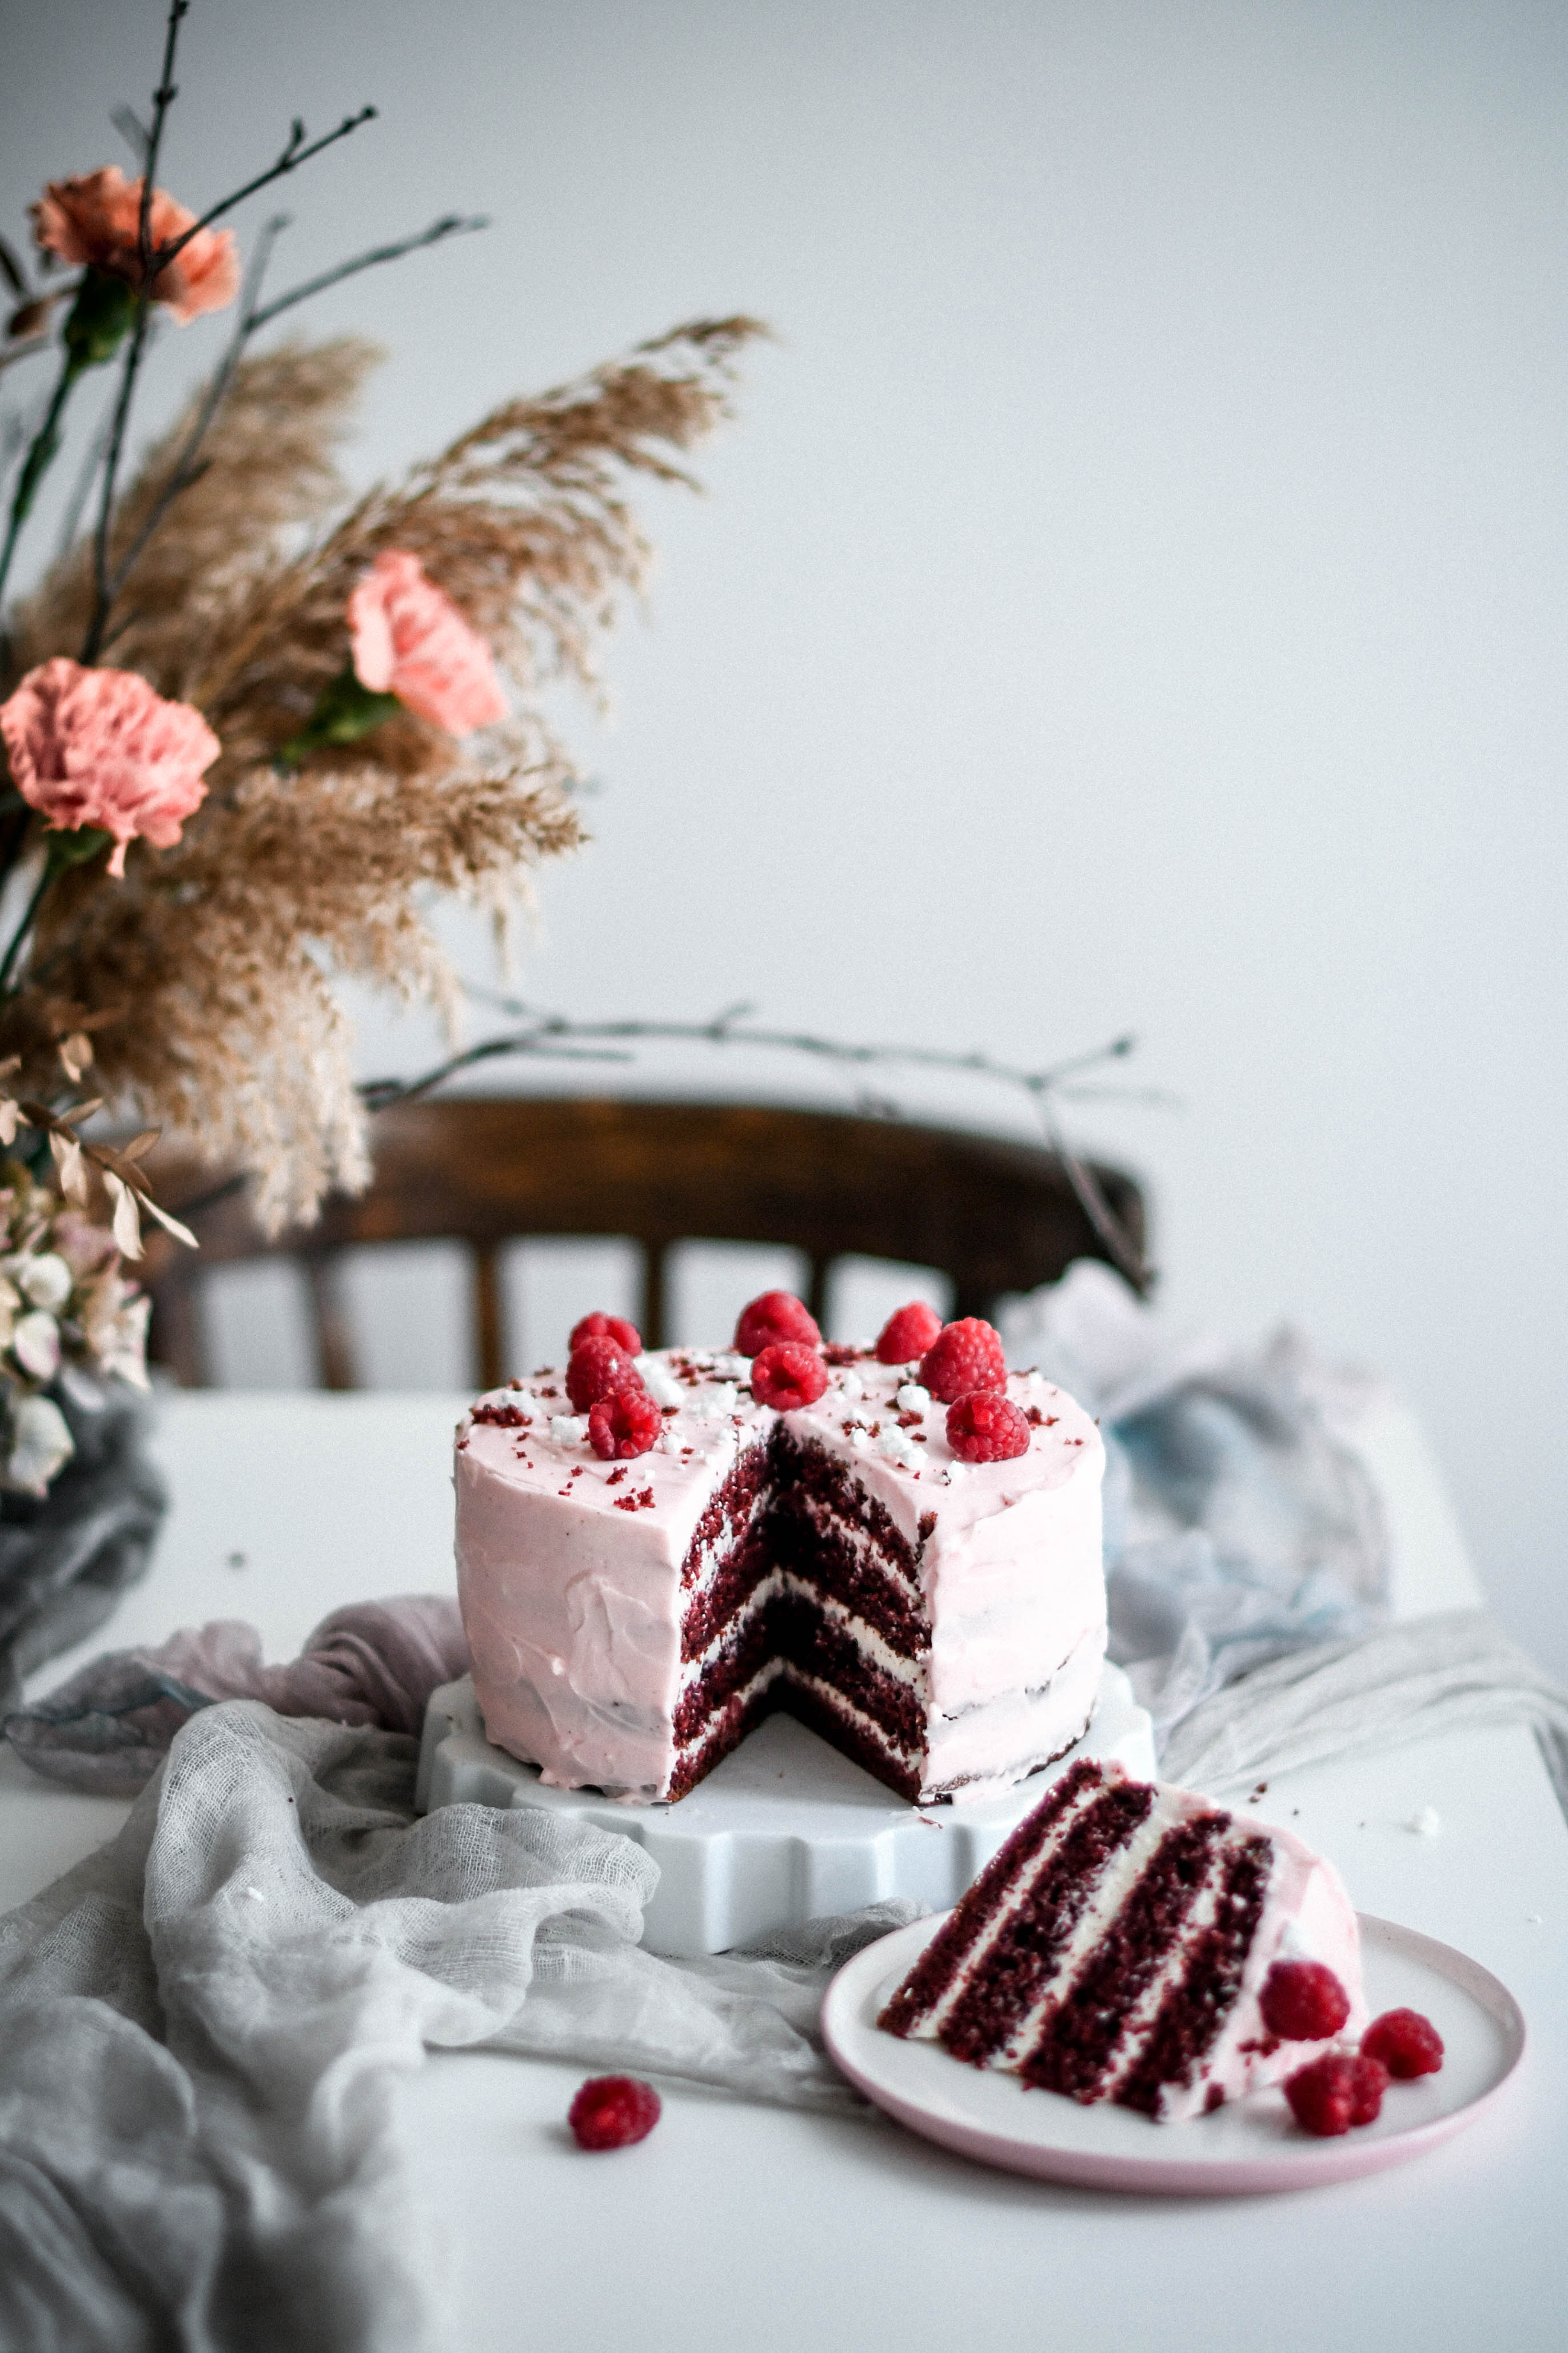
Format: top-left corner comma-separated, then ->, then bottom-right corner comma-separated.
877,1758 -> 1369,2123
454,1296 -> 1107,1807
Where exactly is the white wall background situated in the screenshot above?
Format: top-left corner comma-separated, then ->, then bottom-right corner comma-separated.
5,2 -> 1566,1672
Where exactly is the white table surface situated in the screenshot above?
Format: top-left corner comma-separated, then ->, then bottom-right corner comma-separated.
5,1391 -> 1567,2353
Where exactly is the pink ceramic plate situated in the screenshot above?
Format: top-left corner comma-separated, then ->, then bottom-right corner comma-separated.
821,1911 -> 1526,2195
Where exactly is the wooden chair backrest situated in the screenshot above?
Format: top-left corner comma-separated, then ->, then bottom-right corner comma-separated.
141,1096 -> 1146,1390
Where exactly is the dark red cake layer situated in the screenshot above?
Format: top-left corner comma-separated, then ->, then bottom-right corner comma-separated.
673,1586 -> 925,1758
1019,1813 -> 1226,2099
1114,1832 -> 1271,2116
879,1759 -> 1105,2037
937,1779 -> 1156,2065
776,1678 -> 923,1802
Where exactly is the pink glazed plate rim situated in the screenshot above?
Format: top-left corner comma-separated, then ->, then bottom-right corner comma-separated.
820,1910 -> 1527,2196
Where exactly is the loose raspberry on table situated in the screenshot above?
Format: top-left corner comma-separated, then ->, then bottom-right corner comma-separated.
569,1312 -> 643,1357
733,1290 -> 821,1356
588,1386 -> 662,1460
1361,2008 -> 1445,2079
947,1390 -> 1031,1463
751,1341 -> 829,1411
567,2074 -> 662,2151
1284,2052 -> 1389,2137
875,1301 -> 944,1365
1259,1958 -> 1351,2043
919,1317 -> 1007,1404
566,1336 -> 642,1412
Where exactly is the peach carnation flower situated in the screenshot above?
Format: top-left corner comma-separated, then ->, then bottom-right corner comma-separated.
31,166 -> 239,324
348,551 -> 509,735
0,659 -> 220,877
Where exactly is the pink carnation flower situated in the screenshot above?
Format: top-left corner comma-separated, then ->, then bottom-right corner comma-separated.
31,166 -> 239,324
0,659 -> 220,877
348,552 -> 509,735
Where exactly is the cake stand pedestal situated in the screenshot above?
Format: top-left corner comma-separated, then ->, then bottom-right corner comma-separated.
416,1667 -> 1155,1957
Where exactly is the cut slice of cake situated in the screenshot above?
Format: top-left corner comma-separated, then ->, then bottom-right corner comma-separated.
877,1758 -> 1366,2120
454,1328 -> 1106,1807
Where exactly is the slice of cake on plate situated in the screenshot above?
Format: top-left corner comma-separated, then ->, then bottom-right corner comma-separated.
454,1297 -> 1107,1806
877,1757 -> 1367,2120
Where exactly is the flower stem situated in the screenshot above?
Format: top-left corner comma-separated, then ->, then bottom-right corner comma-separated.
0,350 -> 79,613
0,857 -> 58,997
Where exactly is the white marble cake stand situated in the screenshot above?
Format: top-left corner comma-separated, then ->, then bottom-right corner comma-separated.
416,1667 -> 1156,1957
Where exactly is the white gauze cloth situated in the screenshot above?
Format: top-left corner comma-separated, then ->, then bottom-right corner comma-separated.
0,1699 -> 913,2353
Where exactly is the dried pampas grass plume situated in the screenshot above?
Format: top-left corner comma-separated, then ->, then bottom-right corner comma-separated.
3,316 -> 767,1228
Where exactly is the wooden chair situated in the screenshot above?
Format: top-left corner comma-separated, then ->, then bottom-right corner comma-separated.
139,1096 -> 1147,1391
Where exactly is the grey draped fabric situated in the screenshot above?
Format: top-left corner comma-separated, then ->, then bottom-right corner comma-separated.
0,1375 -> 166,1721
1160,1606 -> 1568,1809
1001,1260 -> 1391,1745
4,1596 -> 470,1794
0,1699 -> 913,2353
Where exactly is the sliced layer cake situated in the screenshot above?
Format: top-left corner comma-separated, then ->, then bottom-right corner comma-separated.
877,1758 -> 1366,2120
454,1311 -> 1106,1806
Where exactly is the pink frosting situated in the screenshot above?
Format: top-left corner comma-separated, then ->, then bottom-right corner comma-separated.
454,1347 -> 1106,1805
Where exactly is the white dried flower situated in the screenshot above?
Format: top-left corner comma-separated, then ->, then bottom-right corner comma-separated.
12,1309 -> 61,1381
19,1253 -> 73,1312
6,1393 -> 74,1495
94,1292 -> 151,1391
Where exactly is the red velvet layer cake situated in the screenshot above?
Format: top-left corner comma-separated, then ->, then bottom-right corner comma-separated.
454,1307 -> 1107,1807
878,1758 -> 1366,2121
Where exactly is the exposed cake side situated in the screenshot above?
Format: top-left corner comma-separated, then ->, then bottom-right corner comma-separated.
878,1758 -> 1366,2121
454,1345 -> 1106,1805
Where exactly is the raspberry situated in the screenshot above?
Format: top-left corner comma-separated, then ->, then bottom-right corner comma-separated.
1259,1958 -> 1351,2043
566,2074 -> 662,2151
1361,2008 -> 1445,2079
751,1341 -> 829,1411
566,1336 -> 641,1412
947,1390 -> 1030,1463
919,1317 -> 1007,1404
733,1291 -> 821,1356
1284,2052 -> 1389,2137
588,1386 -> 662,1460
569,1312 -> 643,1357
875,1301 -> 944,1365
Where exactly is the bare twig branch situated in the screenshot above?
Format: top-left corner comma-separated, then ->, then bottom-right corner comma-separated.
246,212 -> 486,333
145,107 -> 377,284
103,214 -> 289,597
360,1000 -> 1158,1286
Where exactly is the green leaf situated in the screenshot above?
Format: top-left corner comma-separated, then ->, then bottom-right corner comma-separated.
275,665 -> 402,770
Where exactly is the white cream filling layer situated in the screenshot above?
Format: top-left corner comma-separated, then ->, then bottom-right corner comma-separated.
676,1567 -> 928,1702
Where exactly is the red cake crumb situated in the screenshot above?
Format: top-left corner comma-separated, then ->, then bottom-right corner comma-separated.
920,1317 -> 1007,1404
567,2075 -> 661,2150
751,1341 -> 829,1410
470,1400 -> 530,1427
1259,1958 -> 1350,2042
569,1312 -> 643,1356
733,1290 -> 821,1356
589,1387 -> 661,1460
822,1342 -> 864,1366
1362,2008 -> 1445,2078
567,1337 -> 643,1412
875,1301 -> 944,1365
1284,2052 -> 1389,2136
947,1390 -> 1031,1462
